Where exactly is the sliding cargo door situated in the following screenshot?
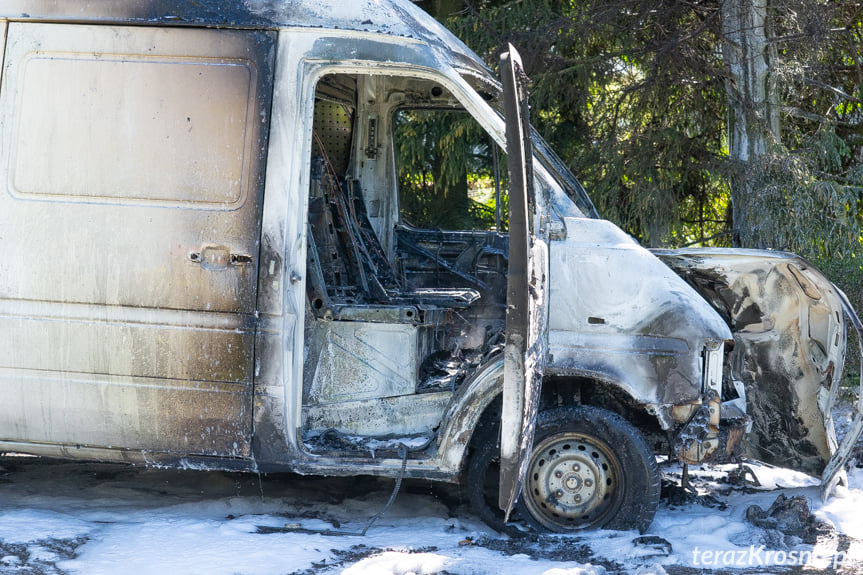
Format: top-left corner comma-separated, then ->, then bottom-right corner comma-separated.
0,23 -> 274,457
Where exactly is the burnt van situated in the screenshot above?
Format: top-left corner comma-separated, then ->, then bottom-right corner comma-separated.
0,0 -> 860,534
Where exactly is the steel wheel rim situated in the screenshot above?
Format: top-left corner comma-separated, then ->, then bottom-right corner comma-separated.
523,432 -> 623,530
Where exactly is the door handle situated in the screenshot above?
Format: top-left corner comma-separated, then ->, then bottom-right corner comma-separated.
189,245 -> 253,271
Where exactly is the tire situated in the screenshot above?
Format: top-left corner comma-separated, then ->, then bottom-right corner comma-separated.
465,418 -> 520,535
466,405 -> 660,534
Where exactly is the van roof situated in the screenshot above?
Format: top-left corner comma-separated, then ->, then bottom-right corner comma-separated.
1,0 -> 482,70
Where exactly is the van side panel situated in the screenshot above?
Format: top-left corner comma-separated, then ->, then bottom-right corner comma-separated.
0,24 -> 275,457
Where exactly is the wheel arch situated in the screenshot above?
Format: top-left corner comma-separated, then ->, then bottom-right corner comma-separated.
541,374 -> 669,455
440,362 -> 666,478
436,356 -> 504,475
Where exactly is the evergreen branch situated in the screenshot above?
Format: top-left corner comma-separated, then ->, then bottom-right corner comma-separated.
677,230 -> 733,247
461,0 -> 503,48
803,77 -> 862,103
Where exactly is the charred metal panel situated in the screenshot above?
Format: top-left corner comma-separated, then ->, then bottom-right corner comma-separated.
547,218 -> 732,409
0,371 -> 250,456
674,343 -> 725,463
821,288 -> 863,498
656,249 -> 847,476
303,391 -> 452,439
437,358 -> 505,472
304,321 -> 426,404
250,315 -> 290,466
249,31 -> 313,467
0,441 -> 259,472
499,45 -> 548,518
14,58 -> 249,206
0,23 -> 272,312
0,0 -> 481,72
0,302 -> 252,382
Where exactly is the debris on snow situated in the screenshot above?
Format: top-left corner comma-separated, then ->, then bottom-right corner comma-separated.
745,493 -> 830,544
631,536 -> 673,557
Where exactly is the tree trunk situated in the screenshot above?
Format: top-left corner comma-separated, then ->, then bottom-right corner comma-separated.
721,0 -> 780,247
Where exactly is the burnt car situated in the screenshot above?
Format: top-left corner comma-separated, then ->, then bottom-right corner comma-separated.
0,0 -> 859,534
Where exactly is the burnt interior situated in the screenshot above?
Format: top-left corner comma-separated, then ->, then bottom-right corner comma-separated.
301,72 -> 509,452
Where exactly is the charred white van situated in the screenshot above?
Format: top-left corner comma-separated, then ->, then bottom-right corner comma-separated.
0,0 -> 860,534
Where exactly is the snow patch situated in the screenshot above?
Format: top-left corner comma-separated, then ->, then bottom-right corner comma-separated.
0,457 -> 861,573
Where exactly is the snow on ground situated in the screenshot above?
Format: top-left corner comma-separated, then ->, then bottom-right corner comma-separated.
0,454 -> 862,575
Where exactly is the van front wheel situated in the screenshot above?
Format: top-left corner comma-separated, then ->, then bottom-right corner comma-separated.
467,405 -> 660,533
